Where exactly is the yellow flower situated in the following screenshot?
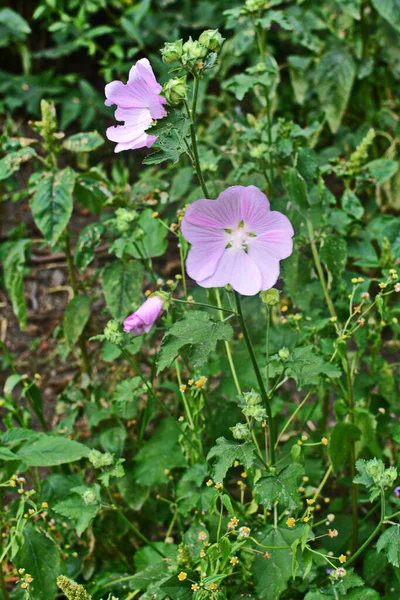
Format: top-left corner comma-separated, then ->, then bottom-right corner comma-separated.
21,583 -> 28,589
228,517 -> 239,529
179,384 -> 187,393
209,583 -> 217,591
152,211 -> 159,218
178,572 -> 187,581
198,531 -> 208,541
230,556 -> 239,565
330,316 -> 337,323
351,278 -> 358,284
145,289 -> 151,297
303,517 -> 310,523
200,550 -> 206,558
191,584 -> 199,591
188,379 -> 194,385
195,376 -> 207,389
328,529 -> 338,538
206,479 -> 213,487
41,502 -> 49,508
339,554 -> 347,563
379,282 -> 386,289
306,499 -> 315,506
286,517 -> 296,528
321,437 -> 328,446
214,482 -> 222,490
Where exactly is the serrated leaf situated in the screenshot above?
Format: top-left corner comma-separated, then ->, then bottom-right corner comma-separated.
143,110 -> 190,165
74,222 -> 104,271
206,437 -> 256,482
53,489 -> 100,536
157,310 -> 233,372
3,239 -> 31,329
17,434 -> 89,466
30,167 -> 76,244
102,260 -> 144,320
377,526 -> 400,567
315,47 -> 356,133
371,0 -> 400,33
329,423 -> 361,473
14,526 -> 60,600
254,463 -> 304,510
0,147 -> 36,180
286,345 -> 341,389
64,295 -> 91,348
63,131 -> 104,152
112,377 -> 141,419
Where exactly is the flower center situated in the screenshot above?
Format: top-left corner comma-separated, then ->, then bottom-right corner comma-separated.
225,222 -> 256,252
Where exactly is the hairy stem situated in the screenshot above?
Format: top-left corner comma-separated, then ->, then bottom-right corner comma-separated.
306,219 -> 336,319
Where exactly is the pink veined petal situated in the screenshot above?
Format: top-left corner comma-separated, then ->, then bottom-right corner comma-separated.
105,80 -> 149,109
182,187 -> 244,233
257,210 -> 295,240
180,216 -> 225,245
186,237 -> 227,281
110,132 -> 156,153
135,296 -> 163,326
136,59 -> 163,93
247,240 -> 281,290
240,186 -> 272,234
250,225 -> 294,262
198,247 -> 263,296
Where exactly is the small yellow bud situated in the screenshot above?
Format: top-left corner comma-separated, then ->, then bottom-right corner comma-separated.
306,499 -> 315,506
152,211 -> 159,218
178,572 -> 187,581
379,282 -> 386,289
179,384 -> 187,392
330,316 -> 337,323
339,554 -> 347,563
321,437 -> 329,446
206,479 -> 213,487
191,584 -> 199,591
286,517 -> 296,528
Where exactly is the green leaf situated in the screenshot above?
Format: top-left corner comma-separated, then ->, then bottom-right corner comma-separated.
297,148 -> 319,187
371,0 -> 400,33
14,526 -> 61,600
157,310 -> 233,372
224,59 -> 279,101
328,423 -> 361,472
74,222 -> 104,271
133,419 -> 186,486
127,209 -> 168,259
17,434 -> 89,466
367,159 -> 399,184
3,239 -> 31,329
112,377 -> 142,419
252,526 -> 299,600
254,463 -> 304,510
0,446 -> 19,461
30,167 -> 76,244
286,345 -> 341,389
206,437 -> 256,482
64,295 -> 91,348
143,110 -> 191,165
0,147 -> 36,180
53,486 -> 101,536
288,55 -> 312,105
377,526 -> 400,567
285,168 -> 309,209
176,463 -> 214,514
102,260 -> 144,320
315,47 -> 356,133
0,8 -> 31,39
341,190 -> 364,220
63,131 -> 104,152
320,235 -> 348,279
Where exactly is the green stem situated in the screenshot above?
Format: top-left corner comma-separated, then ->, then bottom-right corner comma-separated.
216,495 -> 224,542
347,493 -> 385,567
275,390 -> 313,448
306,219 -> 336,319
64,233 -> 91,377
178,233 -> 188,297
172,297 -> 234,315
234,292 -> 275,465
346,358 -> 359,554
175,360 -> 195,428
215,289 -> 241,396
189,75 -> 210,198
106,490 -> 165,557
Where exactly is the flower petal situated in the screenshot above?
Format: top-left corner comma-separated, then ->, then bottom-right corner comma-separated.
198,248 -> 262,296
186,237 -> 226,281
247,241 -> 281,290
240,186 -> 272,234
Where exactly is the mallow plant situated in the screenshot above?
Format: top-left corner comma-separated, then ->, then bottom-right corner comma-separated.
1,6 -> 400,600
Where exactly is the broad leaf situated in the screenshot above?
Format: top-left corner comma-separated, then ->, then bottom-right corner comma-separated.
143,110 -> 191,165
74,222 -> 104,271
286,345 -> 341,388
377,526 -> 400,567
254,463 -> 304,510
367,159 -> 398,185
321,235 -> 347,279
3,239 -> 31,329
127,209 -> 168,259
63,131 -> 104,152
17,434 -> 89,466
30,167 -> 76,244
0,147 -> 36,180
14,526 -> 61,600
206,437 -> 257,482
315,47 -> 356,133
285,167 -> 309,209
64,295 -> 91,348
53,485 -> 101,536
329,423 -> 361,473
157,310 -> 233,372
102,260 -> 144,320
371,0 -> 400,33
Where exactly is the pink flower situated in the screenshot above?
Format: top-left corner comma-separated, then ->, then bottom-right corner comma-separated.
123,296 -> 164,335
181,185 -> 294,296
105,58 -> 167,153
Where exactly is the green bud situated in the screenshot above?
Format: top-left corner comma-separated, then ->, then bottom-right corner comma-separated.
103,320 -> 123,346
245,0 -> 266,12
242,389 -> 262,406
260,288 -> 280,306
161,39 -> 183,64
82,489 -> 97,505
198,29 -> 225,52
177,543 -> 192,568
163,76 -> 189,105
135,228 -> 145,241
57,576 -> 92,600
182,37 -> 208,62
231,422 -> 251,440
88,449 -> 114,469
278,347 -> 290,360
243,404 -> 267,422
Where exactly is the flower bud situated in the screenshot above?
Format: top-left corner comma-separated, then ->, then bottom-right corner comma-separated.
231,422 -> 251,440
182,37 -> 208,62
278,347 -> 290,360
260,288 -> 280,305
163,77 -> 189,105
88,449 -> 114,469
198,29 -> 225,52
104,320 -> 123,346
242,390 -> 262,406
161,39 -> 183,64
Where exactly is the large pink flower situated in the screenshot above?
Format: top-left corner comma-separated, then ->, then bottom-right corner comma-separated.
105,58 -> 167,153
123,296 -> 164,335
181,185 -> 294,296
